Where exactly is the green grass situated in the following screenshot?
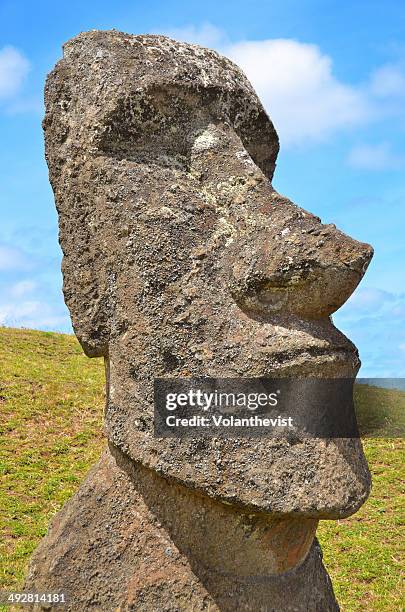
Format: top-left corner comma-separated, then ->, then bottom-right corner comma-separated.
0,327 -> 403,611
318,438 -> 404,611
0,327 -> 105,594
355,383 -> 405,438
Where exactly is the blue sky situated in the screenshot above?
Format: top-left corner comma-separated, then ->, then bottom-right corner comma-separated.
0,0 -> 404,376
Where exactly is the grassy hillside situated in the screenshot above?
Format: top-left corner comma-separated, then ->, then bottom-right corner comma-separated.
0,327 -> 403,610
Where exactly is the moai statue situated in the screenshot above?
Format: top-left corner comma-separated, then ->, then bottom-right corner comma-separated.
25,30 -> 373,611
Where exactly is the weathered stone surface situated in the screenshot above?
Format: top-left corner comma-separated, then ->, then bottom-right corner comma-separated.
42,29 -> 372,517
26,447 -> 339,611
25,29 -> 374,609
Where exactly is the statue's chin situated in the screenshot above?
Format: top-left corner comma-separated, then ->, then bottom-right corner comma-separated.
110,442 -> 319,577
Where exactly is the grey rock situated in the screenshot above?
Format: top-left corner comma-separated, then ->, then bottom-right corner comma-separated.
25,29 -> 374,609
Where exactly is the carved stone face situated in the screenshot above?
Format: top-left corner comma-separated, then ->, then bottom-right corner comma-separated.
45,30 -> 373,520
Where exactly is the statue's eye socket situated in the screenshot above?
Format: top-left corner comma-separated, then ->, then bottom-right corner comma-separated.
98,84 -> 278,179
98,87 -> 207,170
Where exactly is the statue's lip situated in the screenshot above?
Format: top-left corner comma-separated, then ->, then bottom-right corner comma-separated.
257,345 -> 359,375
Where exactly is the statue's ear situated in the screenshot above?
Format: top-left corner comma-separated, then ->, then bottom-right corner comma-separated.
59,239 -> 111,358
43,63 -> 111,358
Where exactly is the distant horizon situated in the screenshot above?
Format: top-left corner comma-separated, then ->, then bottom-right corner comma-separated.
4,322 -> 405,393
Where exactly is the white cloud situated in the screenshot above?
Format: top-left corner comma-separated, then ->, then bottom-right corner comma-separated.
0,235 -> 70,333
162,23 -> 227,48
161,24 -> 405,151
225,39 -> 372,146
370,64 -> 405,98
0,46 -> 30,99
334,287 -> 405,377
0,298 -> 71,332
347,142 -> 405,171
162,27 -> 373,147
0,299 -> 41,319
9,280 -> 37,298
0,256 -> 71,332
0,244 -> 33,271
341,287 -> 394,313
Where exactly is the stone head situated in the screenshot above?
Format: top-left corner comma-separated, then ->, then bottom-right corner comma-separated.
44,30 -> 373,525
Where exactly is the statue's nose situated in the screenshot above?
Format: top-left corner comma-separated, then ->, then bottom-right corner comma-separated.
226,201 -> 374,320
190,126 -> 373,319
